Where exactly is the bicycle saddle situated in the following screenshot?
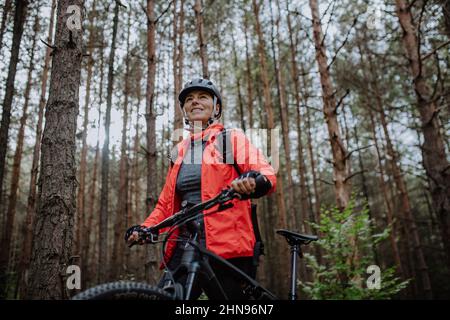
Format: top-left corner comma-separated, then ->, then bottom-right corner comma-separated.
276,229 -> 318,246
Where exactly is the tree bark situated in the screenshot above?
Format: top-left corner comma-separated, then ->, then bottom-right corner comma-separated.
0,0 -> 28,250
286,5 -> 311,232
395,0 -> 450,288
0,0 -> 12,52
99,0 -> 122,283
75,0 -> 96,260
145,0 -> 159,284
18,0 -> 56,299
0,0 -> 29,299
111,11 -> 131,279
1,13 -> 38,299
194,0 -> 208,79
243,13 -> 254,128
309,0 -> 351,211
173,0 -> 184,133
231,31 -> 246,132
26,0 -> 84,299
442,0 -> 450,38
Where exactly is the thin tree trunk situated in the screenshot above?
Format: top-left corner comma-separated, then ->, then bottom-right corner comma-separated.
18,0 -> 56,299
243,13 -> 254,128
194,0 -> 208,79
395,1 -> 449,294
367,107 -> 405,280
300,64 -> 322,224
309,0 -> 351,211
2,13 -> 38,299
442,0 -> 450,38
0,0 -> 12,51
145,0 -> 159,284
269,0 -> 297,231
286,6 -> 311,233
173,0 -> 184,133
252,0 -> 289,298
111,11 -> 131,279
0,0 -> 28,248
26,0 -> 84,299
0,0 -> 29,299
99,0 -> 122,283
231,31 -> 246,132
75,0 -> 96,259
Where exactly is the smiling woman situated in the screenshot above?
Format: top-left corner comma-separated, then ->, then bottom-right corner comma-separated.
183,90 -> 216,125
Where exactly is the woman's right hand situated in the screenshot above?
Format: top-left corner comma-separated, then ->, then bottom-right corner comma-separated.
125,225 -> 145,246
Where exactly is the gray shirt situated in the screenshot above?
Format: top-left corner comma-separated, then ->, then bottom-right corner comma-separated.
175,138 -> 207,205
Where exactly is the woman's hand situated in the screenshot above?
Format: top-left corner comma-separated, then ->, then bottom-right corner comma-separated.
125,225 -> 145,246
231,176 -> 256,195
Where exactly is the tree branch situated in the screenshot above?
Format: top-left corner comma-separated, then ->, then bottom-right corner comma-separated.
344,170 -> 367,183
345,144 -> 374,160
421,40 -> 450,61
327,16 -> 358,70
155,0 -> 174,24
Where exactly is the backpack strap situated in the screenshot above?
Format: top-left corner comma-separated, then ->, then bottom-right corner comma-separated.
219,128 -> 265,264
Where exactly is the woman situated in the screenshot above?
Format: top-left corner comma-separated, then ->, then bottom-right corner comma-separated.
125,78 -> 276,299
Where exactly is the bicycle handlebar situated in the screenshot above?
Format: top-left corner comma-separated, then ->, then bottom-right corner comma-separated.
132,187 -> 241,246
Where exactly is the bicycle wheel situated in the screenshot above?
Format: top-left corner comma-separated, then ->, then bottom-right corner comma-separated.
72,281 -> 175,300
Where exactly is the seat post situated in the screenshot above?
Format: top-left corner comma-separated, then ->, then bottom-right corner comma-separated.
289,243 -> 302,300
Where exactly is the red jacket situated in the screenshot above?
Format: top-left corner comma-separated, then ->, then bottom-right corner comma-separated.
141,123 -> 276,266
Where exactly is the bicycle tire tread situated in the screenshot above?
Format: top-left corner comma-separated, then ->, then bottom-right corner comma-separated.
72,281 -> 175,300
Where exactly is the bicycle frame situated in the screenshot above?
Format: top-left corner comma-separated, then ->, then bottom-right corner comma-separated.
161,225 -> 277,300
136,188 -> 315,300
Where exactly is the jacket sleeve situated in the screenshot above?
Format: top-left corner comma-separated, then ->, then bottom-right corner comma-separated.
141,165 -> 174,228
230,129 -> 277,194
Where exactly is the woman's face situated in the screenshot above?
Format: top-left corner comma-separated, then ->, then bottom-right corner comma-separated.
183,90 -> 218,126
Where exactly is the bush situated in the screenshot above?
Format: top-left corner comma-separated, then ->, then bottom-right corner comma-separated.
301,197 -> 409,299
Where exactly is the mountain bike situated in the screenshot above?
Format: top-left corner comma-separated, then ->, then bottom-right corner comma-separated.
72,188 -> 318,300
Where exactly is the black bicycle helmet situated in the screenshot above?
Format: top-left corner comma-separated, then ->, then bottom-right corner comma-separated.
178,78 -> 222,110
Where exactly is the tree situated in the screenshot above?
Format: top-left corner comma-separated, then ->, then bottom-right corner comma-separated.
26,0 -> 84,299
0,0 -> 12,52
395,0 -> 450,285
18,0 -> 56,299
0,0 -> 29,299
144,0 -> 159,284
309,0 -> 352,211
98,0 -> 124,283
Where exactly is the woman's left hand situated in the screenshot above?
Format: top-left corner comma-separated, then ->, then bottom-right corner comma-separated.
231,177 -> 256,195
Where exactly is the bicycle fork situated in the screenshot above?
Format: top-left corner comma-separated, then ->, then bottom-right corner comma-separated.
289,244 -> 302,300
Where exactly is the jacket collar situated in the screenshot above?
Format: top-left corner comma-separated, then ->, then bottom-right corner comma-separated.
189,122 -> 224,142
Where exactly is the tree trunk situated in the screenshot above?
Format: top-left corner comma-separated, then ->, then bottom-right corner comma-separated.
300,63 -> 322,225
286,6 -> 311,233
367,107 -> 405,281
173,0 -> 184,133
269,0 -> 297,231
243,13 -> 254,128
0,0 -> 12,51
0,0 -> 29,299
395,0 -> 450,290
99,0 -> 122,283
231,31 -> 246,132
442,0 -> 450,38
309,0 -> 351,211
252,0 -> 289,298
1,13 -> 37,299
18,0 -> 56,299
26,0 -> 84,299
111,11 -> 131,279
0,0 -> 28,248
145,0 -> 159,284
194,0 -> 208,79
75,0 -> 96,260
